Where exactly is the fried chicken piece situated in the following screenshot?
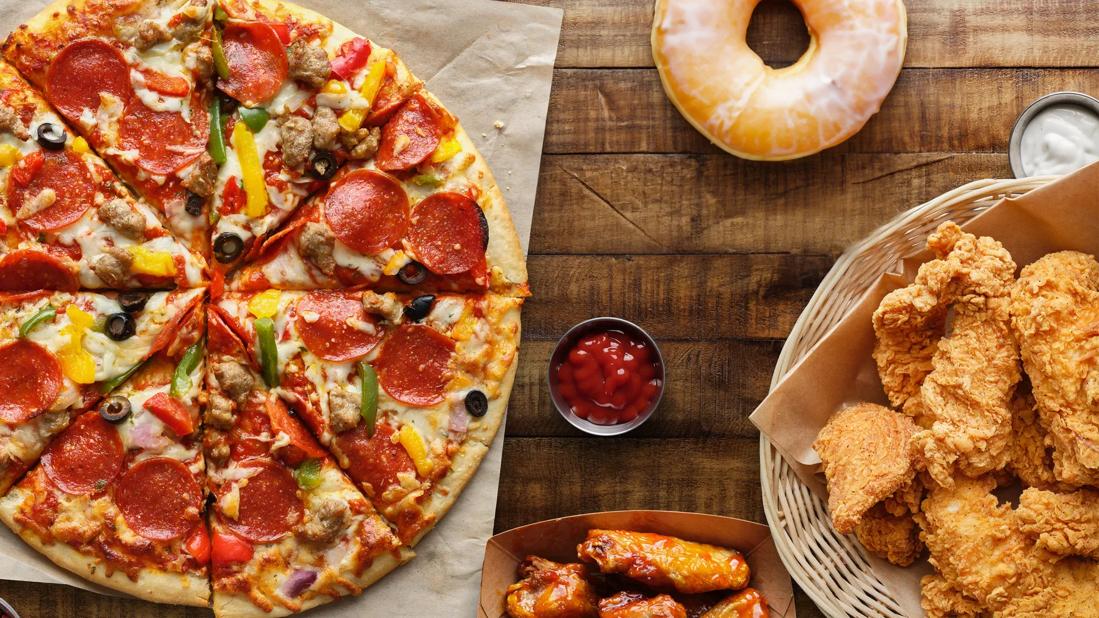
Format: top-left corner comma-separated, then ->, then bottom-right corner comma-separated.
597,592 -> 686,618
995,557 -> 1099,617
1016,487 -> 1099,559
577,530 -> 749,594
813,403 -> 920,534
699,588 -> 769,618
1010,251 -> 1099,486
919,574 -> 984,618
855,503 -> 924,567
1008,384 -> 1070,490
505,556 -> 599,618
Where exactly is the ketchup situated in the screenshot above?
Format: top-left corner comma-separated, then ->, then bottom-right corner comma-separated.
554,330 -> 662,425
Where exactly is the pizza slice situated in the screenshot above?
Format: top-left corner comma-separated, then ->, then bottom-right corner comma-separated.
204,306 -> 411,617
0,287 -> 204,494
0,61 -> 208,290
0,299 -> 209,605
2,0 -> 216,250
212,289 -> 521,544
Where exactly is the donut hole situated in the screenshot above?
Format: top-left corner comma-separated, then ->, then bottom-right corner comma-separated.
745,0 -> 811,69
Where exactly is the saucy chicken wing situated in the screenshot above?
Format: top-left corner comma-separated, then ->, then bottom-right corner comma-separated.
505,556 -> 599,618
577,530 -> 749,594
597,592 -> 686,618
699,588 -> 770,618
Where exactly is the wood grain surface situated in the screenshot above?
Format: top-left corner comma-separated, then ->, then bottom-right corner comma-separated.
2,0 -> 1098,616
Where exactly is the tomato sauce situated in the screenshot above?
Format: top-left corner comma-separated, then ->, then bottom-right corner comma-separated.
554,330 -> 662,425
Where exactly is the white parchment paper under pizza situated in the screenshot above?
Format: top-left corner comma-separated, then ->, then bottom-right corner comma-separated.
0,0 -> 562,614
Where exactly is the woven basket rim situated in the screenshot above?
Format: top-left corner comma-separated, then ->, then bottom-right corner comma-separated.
758,175 -> 1058,618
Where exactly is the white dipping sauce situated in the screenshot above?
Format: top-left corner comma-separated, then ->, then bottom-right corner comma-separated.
1020,104 -> 1099,176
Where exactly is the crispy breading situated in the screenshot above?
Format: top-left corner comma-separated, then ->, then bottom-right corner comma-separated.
813,403 -> 919,534
854,503 -> 924,567
919,574 -> 984,618
1016,487 -> 1099,559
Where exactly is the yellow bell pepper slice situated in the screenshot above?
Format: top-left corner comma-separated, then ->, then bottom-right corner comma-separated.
430,135 -> 462,164
248,290 -> 282,319
320,79 -> 348,95
231,121 -> 268,218
59,305 -> 95,384
336,56 -> 388,133
128,246 -> 177,277
381,251 -> 408,277
398,425 -> 433,477
0,144 -> 22,167
71,137 -> 89,155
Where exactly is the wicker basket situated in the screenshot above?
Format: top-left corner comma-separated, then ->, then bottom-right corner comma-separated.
759,175 -> 1057,617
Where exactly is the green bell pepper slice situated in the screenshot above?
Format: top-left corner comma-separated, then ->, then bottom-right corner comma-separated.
239,107 -> 269,133
208,97 -> 227,165
170,340 -> 204,398
19,306 -> 55,338
294,458 -> 322,490
358,362 -> 378,436
255,317 -> 279,387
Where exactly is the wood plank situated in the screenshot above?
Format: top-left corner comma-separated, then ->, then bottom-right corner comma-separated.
544,68 -> 1099,154
493,437 -> 766,531
523,254 -> 832,341
513,0 -> 1099,69
508,340 -> 782,438
531,153 -> 1009,255
0,580 -> 209,617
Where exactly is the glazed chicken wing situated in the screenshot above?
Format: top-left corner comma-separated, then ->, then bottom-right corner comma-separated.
1010,251 -> 1099,486
577,530 -> 749,594
505,556 -> 599,618
699,588 -> 770,618
813,403 -> 920,535
874,223 -> 1020,486
597,592 -> 685,618
1016,487 -> 1099,559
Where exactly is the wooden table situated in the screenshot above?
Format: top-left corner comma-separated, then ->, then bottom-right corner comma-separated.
2,0 -> 1097,616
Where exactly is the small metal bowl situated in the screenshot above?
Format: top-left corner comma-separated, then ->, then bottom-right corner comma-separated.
547,317 -> 666,437
0,597 -> 20,618
1009,91 -> 1099,178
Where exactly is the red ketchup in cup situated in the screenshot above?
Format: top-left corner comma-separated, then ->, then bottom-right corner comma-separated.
554,330 -> 662,425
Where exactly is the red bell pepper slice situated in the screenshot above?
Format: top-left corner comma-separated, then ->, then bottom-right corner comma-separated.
143,392 -> 195,436
330,37 -> 370,80
211,529 -> 253,565
184,523 -> 211,564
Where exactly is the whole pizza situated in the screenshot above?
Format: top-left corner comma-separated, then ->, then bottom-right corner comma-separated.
0,0 -> 527,615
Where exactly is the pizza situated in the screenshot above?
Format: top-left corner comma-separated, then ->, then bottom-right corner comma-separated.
0,0 -> 527,615
0,62 -> 208,290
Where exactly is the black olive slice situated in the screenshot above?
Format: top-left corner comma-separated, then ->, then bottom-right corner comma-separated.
308,151 -> 338,180
403,295 -> 435,322
35,123 -> 66,151
99,395 -> 132,423
475,204 -> 489,251
397,261 -> 428,285
213,232 -> 244,263
105,312 -> 136,341
185,191 -> 205,216
465,390 -> 488,417
117,291 -> 150,313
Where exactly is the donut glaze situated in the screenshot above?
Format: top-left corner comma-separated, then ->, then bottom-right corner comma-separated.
652,0 -> 907,161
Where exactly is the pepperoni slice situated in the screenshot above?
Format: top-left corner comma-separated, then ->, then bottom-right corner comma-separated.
225,459 -> 303,543
334,422 -> 414,493
0,340 -> 62,423
46,39 -> 133,123
7,150 -> 94,232
294,292 -> 381,362
263,395 -> 326,466
375,324 -> 455,406
119,94 -> 209,175
408,192 -> 489,275
375,95 -> 441,172
115,458 -> 202,541
0,250 -> 78,292
322,169 -> 409,255
42,413 -> 124,495
218,21 -> 289,106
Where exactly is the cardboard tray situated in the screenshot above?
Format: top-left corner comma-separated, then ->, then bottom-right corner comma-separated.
478,510 -> 796,617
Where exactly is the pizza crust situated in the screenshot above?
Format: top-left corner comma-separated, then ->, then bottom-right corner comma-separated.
0,488 -> 211,607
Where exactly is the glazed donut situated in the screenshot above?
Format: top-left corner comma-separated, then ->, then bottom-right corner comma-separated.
652,0 -> 907,161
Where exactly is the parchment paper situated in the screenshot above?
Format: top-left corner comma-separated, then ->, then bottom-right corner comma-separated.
0,0 -> 563,615
750,162 -> 1099,617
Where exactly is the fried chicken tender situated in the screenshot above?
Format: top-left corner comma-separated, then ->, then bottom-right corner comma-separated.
854,503 -> 924,567
1010,251 -> 1099,486
597,592 -> 686,618
1016,487 -> 1099,559
577,530 -> 749,594
699,588 -> 770,618
873,223 -> 1020,486
813,403 -> 920,535
919,574 -> 984,618
1007,384 -> 1071,491
505,556 -> 599,618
